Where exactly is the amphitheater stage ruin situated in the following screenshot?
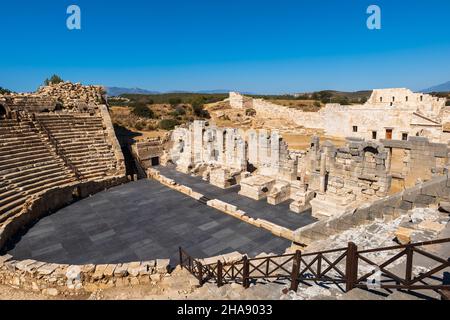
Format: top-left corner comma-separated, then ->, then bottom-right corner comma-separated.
156,165 -> 317,230
4,179 -> 290,265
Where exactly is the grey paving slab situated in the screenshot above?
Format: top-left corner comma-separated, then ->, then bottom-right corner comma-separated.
5,179 -> 290,265
156,165 -> 317,229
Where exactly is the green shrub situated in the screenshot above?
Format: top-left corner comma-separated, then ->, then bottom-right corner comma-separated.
313,101 -> 321,108
134,122 -> 144,131
191,99 -> 210,118
159,119 -> 179,130
169,98 -> 182,106
131,103 -> 155,119
171,106 -> 186,116
0,87 -> 12,94
44,75 -> 64,86
446,100 -> 450,106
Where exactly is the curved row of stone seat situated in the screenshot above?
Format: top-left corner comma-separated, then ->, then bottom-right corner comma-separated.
34,113 -> 119,181
0,119 -> 77,223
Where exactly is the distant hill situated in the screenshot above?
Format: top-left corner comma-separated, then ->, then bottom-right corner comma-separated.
196,89 -> 233,94
106,87 -> 160,96
423,81 -> 450,93
106,87 -> 235,96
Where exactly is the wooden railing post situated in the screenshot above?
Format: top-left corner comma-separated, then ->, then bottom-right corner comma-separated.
217,260 -> 223,287
242,256 -> 250,288
197,260 -> 204,286
405,245 -> 413,286
345,242 -> 358,292
179,247 -> 183,269
290,250 -> 302,292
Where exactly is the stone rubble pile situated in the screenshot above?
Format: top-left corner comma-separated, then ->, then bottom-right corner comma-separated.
36,82 -> 105,108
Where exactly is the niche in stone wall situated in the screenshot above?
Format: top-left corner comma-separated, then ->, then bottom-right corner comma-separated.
0,105 -> 6,119
362,146 -> 380,174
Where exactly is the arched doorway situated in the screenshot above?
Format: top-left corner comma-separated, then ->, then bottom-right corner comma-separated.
0,105 -> 7,119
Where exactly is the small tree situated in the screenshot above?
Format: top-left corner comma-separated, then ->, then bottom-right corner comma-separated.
0,87 -> 12,94
169,98 -> 182,107
131,102 -> 155,119
44,75 -> 64,86
159,119 -> 179,130
191,98 -> 210,118
134,122 -> 144,131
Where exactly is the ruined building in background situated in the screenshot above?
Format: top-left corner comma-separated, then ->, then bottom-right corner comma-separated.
229,88 -> 449,143
169,119 -> 450,220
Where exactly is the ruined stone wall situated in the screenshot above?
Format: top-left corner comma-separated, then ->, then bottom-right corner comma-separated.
381,136 -> 450,187
99,105 -> 126,176
309,138 -> 392,218
229,91 -> 447,143
368,88 -> 445,117
327,139 -> 391,199
170,121 -> 297,181
229,92 -> 253,109
295,173 -> 450,245
131,139 -> 164,168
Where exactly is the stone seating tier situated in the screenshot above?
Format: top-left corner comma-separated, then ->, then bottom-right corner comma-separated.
0,119 -> 77,222
34,113 -> 119,177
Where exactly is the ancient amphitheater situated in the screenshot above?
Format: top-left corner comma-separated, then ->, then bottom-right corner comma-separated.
0,83 -> 449,300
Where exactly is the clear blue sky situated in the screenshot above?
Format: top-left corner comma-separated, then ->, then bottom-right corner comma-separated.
1,0 -> 449,93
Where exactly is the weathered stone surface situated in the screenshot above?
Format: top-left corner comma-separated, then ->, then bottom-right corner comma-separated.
156,259 -> 170,273
395,227 -> 415,244
0,254 -> 12,265
439,201 -> 450,213
417,220 -> 445,233
37,263 -> 59,276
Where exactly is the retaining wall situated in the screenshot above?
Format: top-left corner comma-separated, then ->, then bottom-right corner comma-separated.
294,173 -> 450,245
0,176 -> 172,296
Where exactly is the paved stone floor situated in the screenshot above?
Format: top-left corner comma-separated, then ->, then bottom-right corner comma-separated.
6,179 -> 290,265
156,165 -> 317,230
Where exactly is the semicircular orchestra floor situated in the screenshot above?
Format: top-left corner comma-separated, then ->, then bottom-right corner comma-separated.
5,179 -> 291,265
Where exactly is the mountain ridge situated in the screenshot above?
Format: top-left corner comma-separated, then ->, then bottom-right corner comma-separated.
422,81 -> 450,93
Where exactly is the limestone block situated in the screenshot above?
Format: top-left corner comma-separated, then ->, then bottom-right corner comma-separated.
402,184 -> 422,202
37,263 -> 59,276
126,262 -> 142,277
417,221 -> 445,233
395,227 -> 415,244
103,264 -> 117,277
420,176 -> 448,197
439,201 -> 450,213
399,200 -> 413,211
113,264 -> 128,277
414,194 -> 436,207
0,254 -> 13,265
156,259 -> 170,273
25,261 -> 46,274
15,259 -> 36,272
92,264 -> 108,280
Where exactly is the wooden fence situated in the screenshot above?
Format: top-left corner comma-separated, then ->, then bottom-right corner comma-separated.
180,237 -> 450,294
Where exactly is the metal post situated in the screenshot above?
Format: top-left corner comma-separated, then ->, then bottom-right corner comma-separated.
345,242 -> 358,292
217,260 -> 223,287
290,250 -> 302,291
